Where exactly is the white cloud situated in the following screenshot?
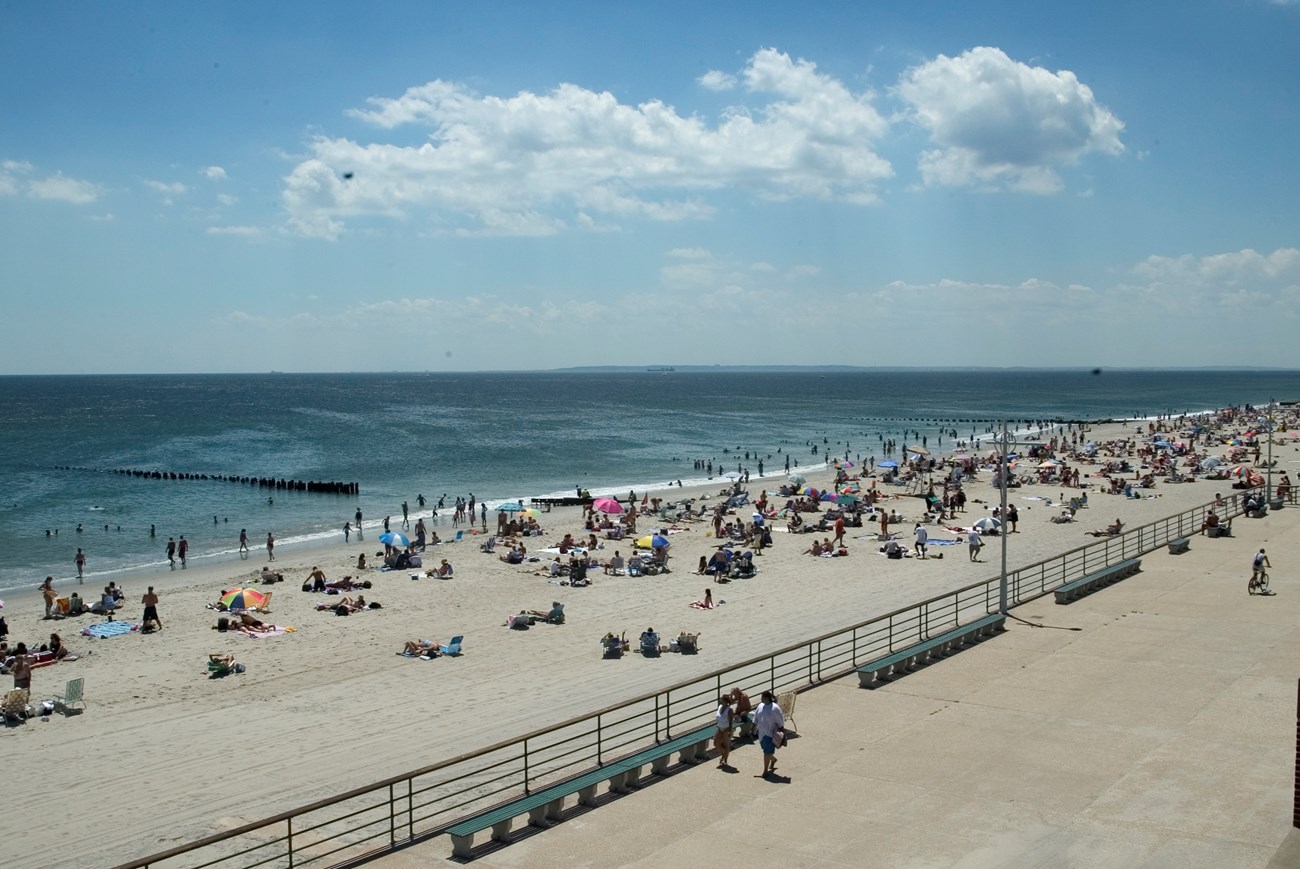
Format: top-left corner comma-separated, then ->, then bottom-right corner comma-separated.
144,179 -> 187,196
27,173 -> 100,204
216,193 -> 238,206
897,46 -> 1124,192
1133,247 -> 1300,292
698,70 -> 737,91
203,166 -> 228,181
206,225 -> 264,238
284,48 -> 892,239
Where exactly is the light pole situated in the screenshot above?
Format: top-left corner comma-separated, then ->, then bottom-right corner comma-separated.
996,421 -> 1013,614
1265,400 -> 1275,504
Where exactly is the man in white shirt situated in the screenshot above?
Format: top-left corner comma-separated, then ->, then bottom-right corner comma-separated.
913,524 -> 928,558
753,690 -> 785,777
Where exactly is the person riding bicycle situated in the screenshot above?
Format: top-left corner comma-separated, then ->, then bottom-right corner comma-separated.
1250,548 -> 1271,593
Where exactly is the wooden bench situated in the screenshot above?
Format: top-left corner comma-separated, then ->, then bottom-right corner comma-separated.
1167,537 -> 1190,555
447,723 -> 714,858
1054,557 -> 1141,604
857,613 -> 1006,689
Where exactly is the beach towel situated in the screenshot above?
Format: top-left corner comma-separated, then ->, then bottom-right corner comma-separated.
243,627 -> 289,639
82,621 -> 139,639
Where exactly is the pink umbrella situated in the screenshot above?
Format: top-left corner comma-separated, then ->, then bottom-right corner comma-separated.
592,497 -> 624,514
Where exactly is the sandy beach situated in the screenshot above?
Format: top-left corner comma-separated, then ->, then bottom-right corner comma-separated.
2,413 -> 1295,867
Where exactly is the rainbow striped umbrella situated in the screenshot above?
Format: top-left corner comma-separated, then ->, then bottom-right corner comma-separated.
220,588 -> 268,611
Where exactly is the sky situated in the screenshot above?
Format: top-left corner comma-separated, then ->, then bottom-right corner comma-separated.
2,0 -> 1298,373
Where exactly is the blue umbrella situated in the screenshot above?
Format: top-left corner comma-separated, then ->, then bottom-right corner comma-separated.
651,534 -> 669,548
878,460 -> 899,468
379,531 -> 409,548
495,502 -> 525,513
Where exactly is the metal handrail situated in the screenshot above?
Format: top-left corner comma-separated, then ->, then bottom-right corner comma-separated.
114,489 -> 1265,869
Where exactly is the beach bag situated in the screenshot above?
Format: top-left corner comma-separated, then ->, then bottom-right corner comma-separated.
335,605 -> 350,616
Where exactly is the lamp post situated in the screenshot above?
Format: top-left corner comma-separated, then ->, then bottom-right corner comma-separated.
1265,400 -> 1275,503
997,421 -> 1013,615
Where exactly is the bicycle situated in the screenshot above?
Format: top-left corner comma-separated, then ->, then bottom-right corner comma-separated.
1248,569 -> 1273,595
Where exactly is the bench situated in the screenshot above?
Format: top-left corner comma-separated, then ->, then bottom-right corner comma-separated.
1054,557 -> 1141,604
1167,537 -> 1190,555
447,723 -> 714,858
857,613 -> 1006,689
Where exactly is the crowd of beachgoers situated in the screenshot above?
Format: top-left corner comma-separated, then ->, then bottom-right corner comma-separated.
2,403 -> 1297,864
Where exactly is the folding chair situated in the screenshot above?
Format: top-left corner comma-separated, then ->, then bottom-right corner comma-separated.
777,691 -> 798,732
54,677 -> 86,715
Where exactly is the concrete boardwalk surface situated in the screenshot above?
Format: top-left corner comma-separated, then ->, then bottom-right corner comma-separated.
383,510 -> 1300,868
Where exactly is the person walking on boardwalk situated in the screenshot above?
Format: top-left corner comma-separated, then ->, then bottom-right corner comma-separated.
714,695 -> 734,769
754,690 -> 785,778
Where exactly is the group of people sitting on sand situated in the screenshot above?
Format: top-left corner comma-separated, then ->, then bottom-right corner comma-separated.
213,613 -> 279,634
506,601 -> 566,629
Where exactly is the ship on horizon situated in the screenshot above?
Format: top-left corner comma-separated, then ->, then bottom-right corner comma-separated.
646,366 -> 675,372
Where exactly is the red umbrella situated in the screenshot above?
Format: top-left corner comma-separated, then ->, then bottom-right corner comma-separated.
593,497 -> 624,514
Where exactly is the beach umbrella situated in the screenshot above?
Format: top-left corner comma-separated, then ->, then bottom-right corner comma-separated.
592,497 -> 624,514
1228,465 -> 1250,477
379,531 -> 409,548
1152,441 -> 1173,449
520,508 -> 543,520
635,534 -> 670,549
973,517 -> 1001,532
1037,460 -> 1059,469
1200,456 -> 1223,469
495,502 -> 525,513
801,486 -> 821,499
878,460 -> 899,469
906,445 -> 929,456
820,492 -> 839,502
722,470 -> 741,480
836,492 -> 860,504
787,473 -> 806,485
220,588 -> 268,611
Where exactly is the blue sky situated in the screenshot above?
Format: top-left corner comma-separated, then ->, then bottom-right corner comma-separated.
2,1 -> 1298,373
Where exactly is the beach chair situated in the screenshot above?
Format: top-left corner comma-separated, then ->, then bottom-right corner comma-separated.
54,677 -> 86,715
453,531 -> 464,544
440,635 -> 463,657
1,689 -> 30,724
479,536 -> 496,553
677,632 -> 699,654
777,690 -> 798,732
640,632 -> 661,657
257,591 -> 273,612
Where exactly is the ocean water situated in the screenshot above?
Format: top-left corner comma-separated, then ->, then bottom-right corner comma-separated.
0,369 -> 1292,595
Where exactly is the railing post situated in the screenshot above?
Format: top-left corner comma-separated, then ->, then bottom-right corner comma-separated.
809,641 -> 815,682
654,693 -> 661,741
523,737 -> 531,793
597,713 -> 603,764
388,783 -> 396,848
286,817 -> 294,869
407,777 -> 413,842
666,689 -> 672,738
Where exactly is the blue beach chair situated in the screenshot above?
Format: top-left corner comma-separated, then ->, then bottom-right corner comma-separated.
440,635 -> 463,657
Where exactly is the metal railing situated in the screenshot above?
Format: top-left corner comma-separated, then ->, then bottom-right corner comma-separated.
116,489 -> 1266,869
